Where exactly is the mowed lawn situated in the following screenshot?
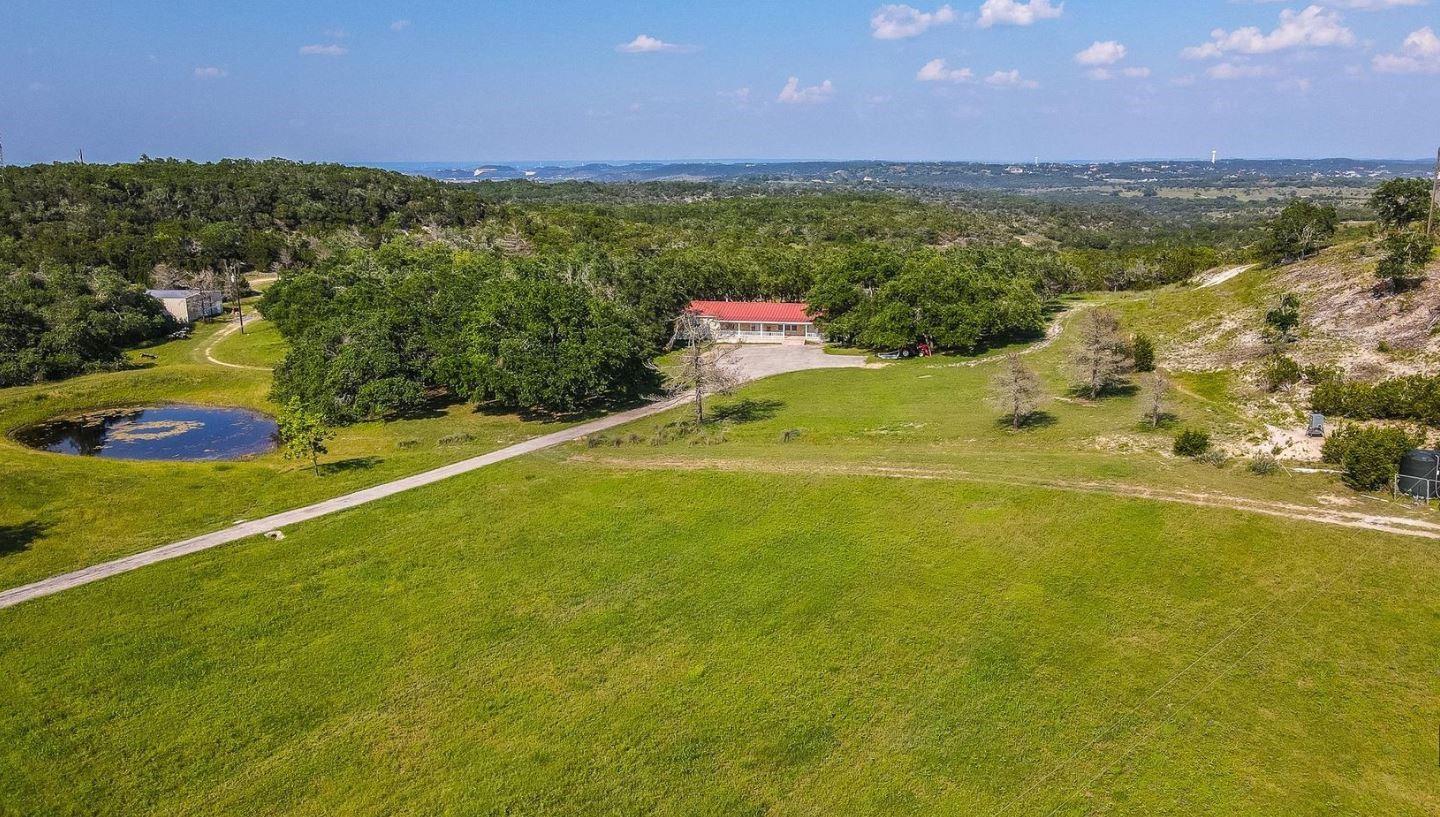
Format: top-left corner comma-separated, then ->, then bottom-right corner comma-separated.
0,322 -> 576,588
1,459 -> 1436,815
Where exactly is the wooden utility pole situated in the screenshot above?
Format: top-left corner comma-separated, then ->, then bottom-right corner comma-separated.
1428,146 -> 1439,238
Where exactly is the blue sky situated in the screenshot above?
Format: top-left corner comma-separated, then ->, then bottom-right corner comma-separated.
3,1 -> 1437,164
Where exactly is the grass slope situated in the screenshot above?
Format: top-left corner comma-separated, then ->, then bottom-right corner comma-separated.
1,461 -> 1436,815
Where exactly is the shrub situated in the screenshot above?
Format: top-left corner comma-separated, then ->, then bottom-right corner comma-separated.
1262,355 -> 1303,392
779,428 -> 804,443
1321,425 -> 1422,491
1173,428 -> 1211,458
1247,452 -> 1281,476
437,432 -> 475,446
1198,449 -> 1229,468
397,438 -> 419,450
1131,334 -> 1156,373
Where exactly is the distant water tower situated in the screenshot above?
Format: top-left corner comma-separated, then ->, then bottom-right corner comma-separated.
1211,149 -> 1218,165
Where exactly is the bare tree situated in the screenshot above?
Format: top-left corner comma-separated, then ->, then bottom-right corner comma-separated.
989,353 -> 1046,430
1070,308 -> 1132,399
668,313 -> 742,425
1142,372 -> 1172,429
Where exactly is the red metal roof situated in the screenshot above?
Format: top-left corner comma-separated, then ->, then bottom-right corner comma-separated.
687,300 -> 813,323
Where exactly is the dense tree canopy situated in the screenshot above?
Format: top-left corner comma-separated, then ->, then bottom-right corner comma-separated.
0,159 -> 486,281
806,246 -> 1048,351
0,267 -> 173,386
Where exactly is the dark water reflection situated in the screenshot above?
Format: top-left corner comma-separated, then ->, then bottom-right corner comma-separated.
14,405 -> 278,461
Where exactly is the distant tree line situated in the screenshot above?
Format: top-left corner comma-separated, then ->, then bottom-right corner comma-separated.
0,158 -> 486,282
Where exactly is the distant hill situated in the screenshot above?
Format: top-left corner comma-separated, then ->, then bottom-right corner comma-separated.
373,158 -> 1434,196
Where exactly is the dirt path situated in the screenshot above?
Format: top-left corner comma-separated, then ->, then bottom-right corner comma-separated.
574,456 -> 1440,540
1197,264 -> 1256,289
931,302 -> 1089,370
200,312 -> 271,371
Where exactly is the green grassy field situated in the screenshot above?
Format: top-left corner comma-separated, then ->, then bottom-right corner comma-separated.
2,459 -> 1436,815
2,270 -> 1437,814
0,317 -> 575,588
210,317 -> 287,369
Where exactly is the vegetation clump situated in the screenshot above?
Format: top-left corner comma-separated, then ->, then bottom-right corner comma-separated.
1321,425 -> 1423,491
1311,374 -> 1440,426
988,353 -> 1047,430
1173,428 -> 1211,458
1259,199 -> 1338,265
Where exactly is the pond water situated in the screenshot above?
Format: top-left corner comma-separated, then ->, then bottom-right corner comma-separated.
14,405 -> 278,461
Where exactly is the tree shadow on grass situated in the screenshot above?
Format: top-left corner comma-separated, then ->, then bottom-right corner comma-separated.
319,456 -> 383,476
1067,381 -> 1139,400
1137,413 -> 1181,432
710,398 -> 785,425
0,521 -> 49,557
995,410 -> 1058,432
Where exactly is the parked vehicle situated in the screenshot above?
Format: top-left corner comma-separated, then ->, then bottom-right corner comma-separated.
876,343 -> 933,360
1307,413 -> 1325,438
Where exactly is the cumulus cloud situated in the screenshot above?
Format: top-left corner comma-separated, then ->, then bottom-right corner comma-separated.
984,69 -> 1039,88
777,76 -> 836,103
1075,41 -> 1127,66
1183,5 -> 1354,59
870,4 -> 957,39
193,66 -> 227,79
977,0 -> 1064,28
1207,61 -> 1276,79
1373,26 -> 1440,73
299,43 -> 348,56
616,34 -> 696,53
916,58 -> 975,82
1087,66 -> 1152,80
390,20 -> 412,32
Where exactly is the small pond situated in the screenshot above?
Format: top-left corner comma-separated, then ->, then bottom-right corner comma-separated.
14,405 -> 278,461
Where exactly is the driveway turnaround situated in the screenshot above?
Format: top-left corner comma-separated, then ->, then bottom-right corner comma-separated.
0,344 -> 871,610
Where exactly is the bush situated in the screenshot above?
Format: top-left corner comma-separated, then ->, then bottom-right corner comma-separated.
1131,334 -> 1156,373
1262,355 -> 1303,392
1173,428 -> 1211,458
779,428 -> 804,443
1247,452 -> 1281,476
1198,449 -> 1229,468
1311,374 -> 1440,426
1321,425 -> 1422,491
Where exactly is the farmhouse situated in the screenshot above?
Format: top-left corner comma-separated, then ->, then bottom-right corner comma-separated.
146,289 -> 224,324
685,300 -> 822,344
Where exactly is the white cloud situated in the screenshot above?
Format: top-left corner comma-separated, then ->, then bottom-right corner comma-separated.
1207,61 -> 1276,79
917,58 -> 975,82
1086,66 -> 1152,80
984,69 -> 1039,88
323,27 -> 349,40
1183,5 -> 1354,59
616,34 -> 695,54
870,4 -> 957,39
777,76 -> 836,103
390,20 -> 411,32
193,66 -> 227,79
299,43 -> 348,56
719,87 -> 753,105
977,0 -> 1064,28
1373,26 -> 1440,73
1324,0 -> 1423,9
1075,40 -> 1127,66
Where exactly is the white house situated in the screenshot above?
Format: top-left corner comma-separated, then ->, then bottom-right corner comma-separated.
146,289 -> 224,324
685,300 -> 822,344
